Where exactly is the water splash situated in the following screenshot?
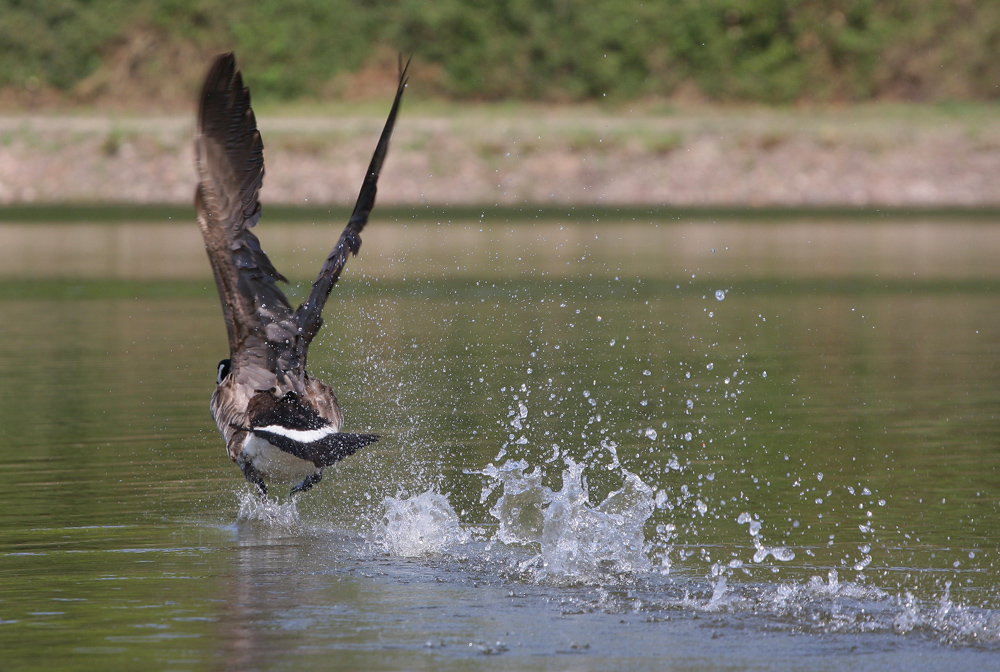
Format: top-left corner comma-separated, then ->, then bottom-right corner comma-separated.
480,459 -> 546,546
352,457 -> 1000,646
373,490 -> 471,557
235,489 -> 301,527
736,512 -> 795,563
681,571 -> 1000,645
481,458 -> 655,583
340,364 -> 1000,649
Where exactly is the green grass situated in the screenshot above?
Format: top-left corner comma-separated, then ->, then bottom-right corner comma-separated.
3,1 -> 1000,106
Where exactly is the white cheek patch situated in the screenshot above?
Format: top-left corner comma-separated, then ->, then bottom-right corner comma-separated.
255,424 -> 336,444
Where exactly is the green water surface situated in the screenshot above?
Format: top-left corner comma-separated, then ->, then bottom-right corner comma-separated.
0,217 -> 998,670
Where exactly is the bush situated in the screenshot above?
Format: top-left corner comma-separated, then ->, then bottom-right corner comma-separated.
0,0 -> 998,104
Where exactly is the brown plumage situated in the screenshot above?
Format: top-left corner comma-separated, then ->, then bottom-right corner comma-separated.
194,52 -> 407,496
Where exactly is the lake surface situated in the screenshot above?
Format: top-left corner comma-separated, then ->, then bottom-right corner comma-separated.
1,216 -> 999,670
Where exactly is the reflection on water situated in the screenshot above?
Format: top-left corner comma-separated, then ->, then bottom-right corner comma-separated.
3,218 -> 1000,281
1,218 -> 999,669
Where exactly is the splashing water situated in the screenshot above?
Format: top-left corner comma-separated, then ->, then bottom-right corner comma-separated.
352,451 -> 1000,646
367,453 -> 656,584
347,370 -> 1000,648
481,458 -> 655,583
373,490 -> 471,557
236,489 -> 301,528
737,511 -> 796,563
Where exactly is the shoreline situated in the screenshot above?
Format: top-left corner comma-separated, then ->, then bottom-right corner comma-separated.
1,107 -> 999,209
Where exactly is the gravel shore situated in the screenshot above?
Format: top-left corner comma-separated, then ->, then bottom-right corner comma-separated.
1,106 -> 999,208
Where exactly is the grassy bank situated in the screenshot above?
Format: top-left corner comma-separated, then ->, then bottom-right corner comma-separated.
2,1 -> 1000,109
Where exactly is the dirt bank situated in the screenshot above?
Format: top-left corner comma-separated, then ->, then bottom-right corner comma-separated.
1,106 -> 999,208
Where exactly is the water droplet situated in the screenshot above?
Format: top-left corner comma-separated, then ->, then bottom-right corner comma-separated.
655,490 -> 669,508
645,428 -> 657,440
715,290 -> 726,301
771,547 -> 795,562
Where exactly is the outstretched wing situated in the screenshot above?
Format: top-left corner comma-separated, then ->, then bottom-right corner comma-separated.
195,53 -> 294,355
294,57 -> 410,355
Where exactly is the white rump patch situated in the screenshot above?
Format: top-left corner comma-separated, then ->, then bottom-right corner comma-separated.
242,434 -> 318,484
255,424 -> 336,444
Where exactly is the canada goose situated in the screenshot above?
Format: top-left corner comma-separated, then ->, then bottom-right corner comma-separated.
195,53 -> 407,497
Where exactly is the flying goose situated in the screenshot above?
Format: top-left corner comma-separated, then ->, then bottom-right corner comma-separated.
194,53 -> 407,497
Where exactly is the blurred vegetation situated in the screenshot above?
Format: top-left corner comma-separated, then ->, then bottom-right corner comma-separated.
1,0 -> 999,106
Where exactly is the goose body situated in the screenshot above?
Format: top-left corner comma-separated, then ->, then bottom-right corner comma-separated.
194,53 -> 406,496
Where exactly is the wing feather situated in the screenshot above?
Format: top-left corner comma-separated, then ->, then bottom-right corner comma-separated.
195,53 -> 294,355
294,57 -> 410,354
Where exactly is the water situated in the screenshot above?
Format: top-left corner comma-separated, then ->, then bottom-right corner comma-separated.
1,217 -> 999,669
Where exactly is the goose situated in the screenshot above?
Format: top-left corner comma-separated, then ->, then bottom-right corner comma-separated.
194,53 -> 406,497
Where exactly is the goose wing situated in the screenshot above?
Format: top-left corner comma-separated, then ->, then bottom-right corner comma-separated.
195,53 -> 294,356
294,57 -> 410,354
